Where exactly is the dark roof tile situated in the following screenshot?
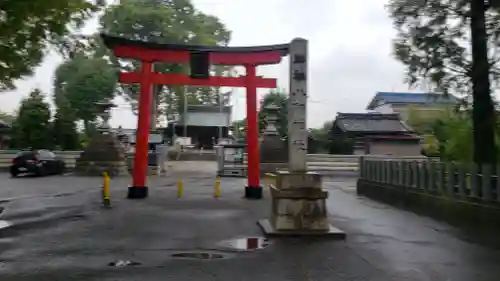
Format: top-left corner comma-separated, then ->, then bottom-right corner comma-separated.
335,113 -> 411,133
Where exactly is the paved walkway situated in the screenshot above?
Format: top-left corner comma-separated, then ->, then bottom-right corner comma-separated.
0,171 -> 498,281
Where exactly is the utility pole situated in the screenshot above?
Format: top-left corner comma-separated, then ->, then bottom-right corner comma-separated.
218,91 -> 231,142
218,90 -> 223,143
470,0 -> 496,165
183,86 -> 188,138
150,63 -> 159,131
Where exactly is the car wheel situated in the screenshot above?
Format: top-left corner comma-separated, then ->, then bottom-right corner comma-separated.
36,167 -> 46,177
10,170 -> 18,178
57,163 -> 65,175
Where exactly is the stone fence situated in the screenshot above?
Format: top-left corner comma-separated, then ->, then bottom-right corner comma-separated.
357,158 -> 500,227
0,149 -> 430,174
0,149 -> 215,171
244,154 -> 429,174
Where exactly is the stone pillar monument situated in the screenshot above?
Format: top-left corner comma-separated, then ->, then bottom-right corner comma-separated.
75,98 -> 129,177
258,39 -> 345,237
259,104 -> 288,174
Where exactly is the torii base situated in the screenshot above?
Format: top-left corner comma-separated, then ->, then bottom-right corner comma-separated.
127,186 -> 149,199
258,171 -> 346,239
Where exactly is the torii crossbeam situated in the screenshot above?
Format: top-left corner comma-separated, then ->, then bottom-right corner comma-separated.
101,34 -> 290,199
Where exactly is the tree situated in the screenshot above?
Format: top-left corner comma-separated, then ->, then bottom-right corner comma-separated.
52,97 -> 80,150
53,54 -> 117,135
96,0 -> 232,120
0,0 -> 102,91
10,89 -> 52,149
388,0 -> 500,164
308,121 -> 333,153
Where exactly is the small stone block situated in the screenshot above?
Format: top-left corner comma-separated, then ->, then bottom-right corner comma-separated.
257,219 -> 346,239
275,171 -> 322,189
272,188 -> 328,199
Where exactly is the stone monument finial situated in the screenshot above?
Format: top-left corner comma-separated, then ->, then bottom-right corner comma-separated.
263,104 -> 280,136
95,98 -> 116,133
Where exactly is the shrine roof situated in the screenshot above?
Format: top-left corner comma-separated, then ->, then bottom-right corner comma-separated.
185,105 -> 231,113
334,113 -> 413,134
101,34 -> 290,55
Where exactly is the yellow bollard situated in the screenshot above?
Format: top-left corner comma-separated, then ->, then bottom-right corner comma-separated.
214,178 -> 221,198
177,180 -> 183,198
102,172 -> 111,208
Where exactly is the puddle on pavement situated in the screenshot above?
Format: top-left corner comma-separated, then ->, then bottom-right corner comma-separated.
171,252 -> 225,260
218,237 -> 270,251
0,221 -> 12,230
108,260 -> 142,267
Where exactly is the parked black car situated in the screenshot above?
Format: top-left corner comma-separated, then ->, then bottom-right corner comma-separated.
9,150 -> 66,177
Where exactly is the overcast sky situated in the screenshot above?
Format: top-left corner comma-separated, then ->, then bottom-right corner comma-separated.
0,0 -> 416,129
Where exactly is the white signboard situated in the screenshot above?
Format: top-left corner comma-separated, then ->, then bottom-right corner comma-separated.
175,137 -> 191,146
128,133 -> 163,144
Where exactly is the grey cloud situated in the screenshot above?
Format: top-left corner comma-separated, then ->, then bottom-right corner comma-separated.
306,47 -> 408,127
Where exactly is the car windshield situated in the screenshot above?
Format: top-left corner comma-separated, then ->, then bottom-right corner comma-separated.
15,151 -> 34,158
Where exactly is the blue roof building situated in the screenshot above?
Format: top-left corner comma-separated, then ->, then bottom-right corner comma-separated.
366,92 -> 459,122
366,92 -> 459,110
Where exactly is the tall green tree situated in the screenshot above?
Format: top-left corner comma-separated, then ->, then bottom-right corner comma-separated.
388,0 -> 500,164
52,96 -> 80,150
10,89 -> 52,149
53,54 -> 117,135
0,0 -> 102,91
97,0 -> 232,118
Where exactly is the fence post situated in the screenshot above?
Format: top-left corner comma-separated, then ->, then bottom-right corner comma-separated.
404,161 -> 411,187
457,163 -> 466,198
359,156 -> 365,179
470,163 -> 479,199
370,161 -> 374,182
366,160 -> 371,180
387,161 -> 394,184
428,161 -> 436,192
446,162 -> 455,197
413,161 -> 419,188
481,164 -> 492,202
385,161 -> 391,184
378,161 -> 384,183
437,162 -> 445,194
409,162 -> 416,188
496,165 -> 500,202
415,162 -> 421,190
397,161 -> 404,186
422,162 -> 430,192
400,162 -> 406,186
382,161 -> 387,183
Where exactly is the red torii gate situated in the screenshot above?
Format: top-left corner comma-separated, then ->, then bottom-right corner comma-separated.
101,34 -> 289,199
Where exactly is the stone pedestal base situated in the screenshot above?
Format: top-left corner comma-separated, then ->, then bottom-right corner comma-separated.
76,161 -> 128,177
257,219 -> 345,238
260,171 -> 345,238
75,133 -> 129,177
259,163 -> 287,175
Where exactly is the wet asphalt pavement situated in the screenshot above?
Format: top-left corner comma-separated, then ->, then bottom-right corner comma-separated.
0,168 -> 499,281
